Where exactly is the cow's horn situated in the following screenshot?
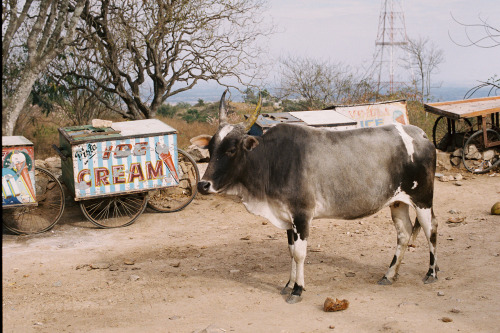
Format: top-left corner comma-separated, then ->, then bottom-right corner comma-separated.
244,92 -> 262,132
219,88 -> 229,126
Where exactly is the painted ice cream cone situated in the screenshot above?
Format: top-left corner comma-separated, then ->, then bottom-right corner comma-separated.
156,143 -> 179,183
160,152 -> 179,183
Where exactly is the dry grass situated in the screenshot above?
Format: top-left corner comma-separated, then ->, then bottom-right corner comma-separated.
14,99 -> 436,160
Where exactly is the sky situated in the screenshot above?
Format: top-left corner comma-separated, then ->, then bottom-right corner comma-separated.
265,0 -> 500,87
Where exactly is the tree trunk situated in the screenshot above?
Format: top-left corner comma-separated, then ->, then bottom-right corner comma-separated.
2,71 -> 40,136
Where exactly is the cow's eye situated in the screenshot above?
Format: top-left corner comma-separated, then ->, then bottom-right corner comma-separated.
226,147 -> 236,157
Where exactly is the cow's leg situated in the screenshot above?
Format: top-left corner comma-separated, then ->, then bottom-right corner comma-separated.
280,229 -> 296,295
378,202 -> 412,285
416,207 -> 438,283
409,217 -> 421,246
286,214 -> 310,304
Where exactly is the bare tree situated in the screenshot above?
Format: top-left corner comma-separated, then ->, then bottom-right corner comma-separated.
2,0 -> 86,135
275,56 -> 375,110
449,14 -> 500,48
449,15 -> 499,98
401,36 -> 444,103
61,0 -> 272,120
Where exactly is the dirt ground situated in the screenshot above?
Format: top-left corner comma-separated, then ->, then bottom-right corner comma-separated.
2,170 -> 500,333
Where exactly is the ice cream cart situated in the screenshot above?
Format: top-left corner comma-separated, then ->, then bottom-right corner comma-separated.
54,119 -> 199,228
2,136 -> 65,234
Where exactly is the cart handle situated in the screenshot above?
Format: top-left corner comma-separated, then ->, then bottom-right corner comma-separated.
52,145 -> 70,161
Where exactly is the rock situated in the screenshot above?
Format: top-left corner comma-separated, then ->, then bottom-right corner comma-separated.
323,297 -> 349,312
170,262 -> 181,268
35,160 -> 48,168
123,260 -> 135,265
450,308 -> 461,314
448,209 -> 460,214
437,291 -> 445,296
441,317 -> 453,323
344,272 -> 356,277
452,148 -> 463,157
454,181 -> 463,186
454,173 -> 463,181
483,149 -> 496,161
45,156 -> 61,169
229,269 -> 240,274
184,145 -> 210,162
436,151 -> 452,171
492,202 -> 500,215
129,275 -> 140,281
53,281 -> 62,287
439,175 -> 452,182
450,156 -> 462,166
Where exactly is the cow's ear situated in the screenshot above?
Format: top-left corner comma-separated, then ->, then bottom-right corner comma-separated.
190,135 -> 212,149
243,136 -> 259,151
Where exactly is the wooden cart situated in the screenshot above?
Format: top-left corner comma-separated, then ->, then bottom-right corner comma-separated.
425,96 -> 500,173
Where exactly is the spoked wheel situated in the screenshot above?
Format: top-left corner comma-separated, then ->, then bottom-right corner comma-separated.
80,193 -> 147,228
2,167 -> 65,235
148,149 -> 200,213
462,129 -> 500,174
432,116 -> 473,151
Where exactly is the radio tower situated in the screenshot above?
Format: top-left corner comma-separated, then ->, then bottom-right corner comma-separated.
373,0 -> 414,94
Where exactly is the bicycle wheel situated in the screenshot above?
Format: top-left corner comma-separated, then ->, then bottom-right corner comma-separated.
2,167 -> 65,235
80,193 -> 147,228
432,116 -> 473,151
148,149 -> 200,213
462,129 -> 500,174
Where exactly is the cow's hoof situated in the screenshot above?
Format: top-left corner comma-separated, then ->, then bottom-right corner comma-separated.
423,275 -> 438,284
377,277 -> 392,285
286,294 -> 302,304
280,286 -> 292,295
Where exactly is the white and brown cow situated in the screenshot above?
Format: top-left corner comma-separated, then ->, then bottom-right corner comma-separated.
192,90 -> 438,303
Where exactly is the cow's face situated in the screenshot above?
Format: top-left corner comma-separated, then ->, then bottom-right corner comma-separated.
191,90 -> 261,195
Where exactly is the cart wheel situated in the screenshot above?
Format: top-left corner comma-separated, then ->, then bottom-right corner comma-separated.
462,129 -> 500,174
80,193 -> 147,228
2,167 -> 65,235
432,116 -> 473,151
148,149 -> 200,213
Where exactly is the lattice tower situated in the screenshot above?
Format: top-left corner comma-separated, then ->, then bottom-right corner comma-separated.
373,0 -> 415,94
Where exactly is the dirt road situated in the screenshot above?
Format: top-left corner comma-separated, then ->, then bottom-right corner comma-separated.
2,172 -> 499,333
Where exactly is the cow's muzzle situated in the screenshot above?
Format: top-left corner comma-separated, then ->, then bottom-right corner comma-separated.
197,180 -> 212,195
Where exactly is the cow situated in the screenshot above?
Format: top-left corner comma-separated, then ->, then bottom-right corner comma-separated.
191,90 -> 438,304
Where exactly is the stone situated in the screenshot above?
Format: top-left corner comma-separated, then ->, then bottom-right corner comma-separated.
437,291 -> 445,296
35,160 -> 48,168
345,272 -> 356,277
483,149 -> 496,161
450,156 -> 462,166
454,173 -> 463,181
452,148 -> 463,157
454,181 -> 463,186
45,156 -> 61,169
441,317 -> 453,323
185,145 -> 210,162
436,151 -> 452,171
129,275 -> 140,281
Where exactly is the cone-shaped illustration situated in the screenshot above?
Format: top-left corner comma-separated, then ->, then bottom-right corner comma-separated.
155,143 -> 179,183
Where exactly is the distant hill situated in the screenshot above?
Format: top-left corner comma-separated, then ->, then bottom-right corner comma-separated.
165,83 -> 498,105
